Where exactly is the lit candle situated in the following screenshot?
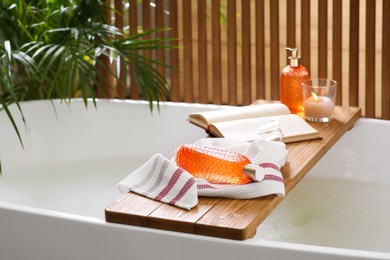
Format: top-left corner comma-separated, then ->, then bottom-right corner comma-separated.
304,92 -> 335,119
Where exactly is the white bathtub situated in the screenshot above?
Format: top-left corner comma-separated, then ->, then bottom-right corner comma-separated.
0,99 -> 389,260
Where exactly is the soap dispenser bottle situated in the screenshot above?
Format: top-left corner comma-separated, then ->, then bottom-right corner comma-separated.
280,48 -> 310,115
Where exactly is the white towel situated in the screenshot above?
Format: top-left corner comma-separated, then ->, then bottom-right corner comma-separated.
118,138 -> 287,210
117,153 -> 198,210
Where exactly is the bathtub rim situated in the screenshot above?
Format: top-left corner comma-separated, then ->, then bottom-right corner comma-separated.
0,200 -> 389,260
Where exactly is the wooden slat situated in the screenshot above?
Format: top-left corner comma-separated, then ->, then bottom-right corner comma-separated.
182,0 -> 193,102
301,0 -> 311,72
286,0 -> 296,54
365,0 -> 376,118
97,3 -> 115,98
318,0 -> 327,78
169,0 -> 180,102
155,0 -> 166,93
383,0 -> 390,120
142,0 -> 152,59
129,0 -> 140,100
114,0 -> 125,98
198,0 -> 208,104
148,197 -> 221,234
241,0 -> 252,105
349,0 -> 359,107
255,0 -> 265,100
105,106 -> 361,240
212,0 -> 222,104
141,0 -> 152,100
227,0 -> 237,105
196,195 -> 280,240
105,193 -> 162,226
270,0 -> 280,100
332,0 -> 342,105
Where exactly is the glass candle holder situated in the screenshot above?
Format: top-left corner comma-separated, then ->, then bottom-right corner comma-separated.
301,79 -> 337,122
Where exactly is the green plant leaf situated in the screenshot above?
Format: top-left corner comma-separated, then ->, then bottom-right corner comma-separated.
0,1 -> 177,174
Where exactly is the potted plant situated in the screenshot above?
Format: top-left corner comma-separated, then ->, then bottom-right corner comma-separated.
0,0 -> 174,173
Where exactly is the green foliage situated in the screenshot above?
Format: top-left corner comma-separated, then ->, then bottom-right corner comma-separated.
0,0 -> 175,174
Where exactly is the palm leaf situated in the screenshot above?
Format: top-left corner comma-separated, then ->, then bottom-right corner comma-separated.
0,1 -> 177,175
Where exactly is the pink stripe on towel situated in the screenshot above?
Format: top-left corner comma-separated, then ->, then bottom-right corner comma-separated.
155,168 -> 184,201
197,183 -> 218,190
169,178 -> 195,205
263,174 -> 284,183
260,162 -> 280,171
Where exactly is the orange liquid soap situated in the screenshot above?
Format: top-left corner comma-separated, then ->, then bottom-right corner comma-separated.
280,48 -> 310,115
176,144 -> 262,185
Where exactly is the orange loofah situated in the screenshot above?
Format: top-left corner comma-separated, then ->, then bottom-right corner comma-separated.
176,144 -> 254,185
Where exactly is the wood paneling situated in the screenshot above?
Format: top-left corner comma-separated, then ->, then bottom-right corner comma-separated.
382,0 -> 390,120
104,0 -> 388,119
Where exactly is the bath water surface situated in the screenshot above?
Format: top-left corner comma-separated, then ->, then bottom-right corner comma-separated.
255,178 -> 390,253
0,157 -> 148,219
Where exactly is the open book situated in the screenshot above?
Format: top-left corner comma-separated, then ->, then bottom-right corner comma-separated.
188,103 -> 321,143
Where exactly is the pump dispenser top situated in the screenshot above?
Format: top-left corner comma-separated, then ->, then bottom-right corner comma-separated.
287,47 -> 300,67
280,47 -> 310,115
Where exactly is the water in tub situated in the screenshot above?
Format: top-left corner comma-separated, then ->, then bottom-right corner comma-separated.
256,178 -> 390,253
0,157 -> 147,219
256,120 -> 390,253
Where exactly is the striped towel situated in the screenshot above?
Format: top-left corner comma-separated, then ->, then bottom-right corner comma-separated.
118,138 -> 287,210
118,153 -> 198,210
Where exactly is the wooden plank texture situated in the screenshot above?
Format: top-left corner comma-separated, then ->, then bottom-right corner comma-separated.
129,0 -> 140,100
318,0 -> 327,78
382,0 -> 390,120
332,0 -> 342,106
227,0 -> 237,105
114,0 -> 125,98
106,106 -> 361,240
365,0 -> 376,118
270,0 -> 280,100
349,0 -> 359,107
182,0 -> 193,103
212,0 -> 222,104
286,0 -> 296,50
255,0 -> 265,100
149,197 -> 221,234
198,0 -> 208,104
169,0 -> 180,102
300,0 -> 311,73
241,0 -> 251,105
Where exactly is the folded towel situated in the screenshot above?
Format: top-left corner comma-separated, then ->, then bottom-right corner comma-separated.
118,138 -> 287,210
117,153 -> 198,210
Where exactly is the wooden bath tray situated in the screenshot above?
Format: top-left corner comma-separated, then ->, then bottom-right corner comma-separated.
105,106 -> 361,240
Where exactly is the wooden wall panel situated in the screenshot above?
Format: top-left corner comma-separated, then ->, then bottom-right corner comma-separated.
241,0 -> 252,105
318,0 -> 327,78
349,0 -> 359,107
182,0 -> 193,102
104,0 -> 388,119
198,0 -> 208,104
365,0 -> 376,118
129,0 -> 140,100
332,0 -> 342,106
211,0 -> 222,104
383,0 -> 390,120
270,0 -> 280,100
227,0 -> 238,105
255,0 -> 265,100
169,0 -> 180,101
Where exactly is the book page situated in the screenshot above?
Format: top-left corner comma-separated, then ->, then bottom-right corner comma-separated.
211,114 -> 319,143
189,103 -> 291,127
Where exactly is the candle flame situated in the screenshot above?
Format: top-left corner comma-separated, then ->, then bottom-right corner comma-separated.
311,92 -> 319,102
